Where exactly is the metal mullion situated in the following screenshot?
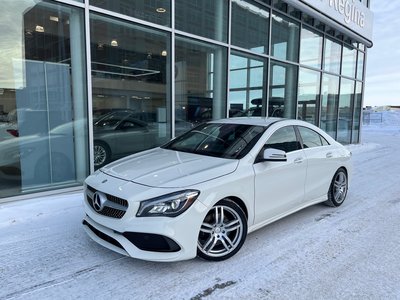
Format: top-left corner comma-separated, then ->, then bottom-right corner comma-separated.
335,77 -> 342,141
85,0 -> 95,174
265,6 -> 273,117
230,45 -> 270,60
171,0 -> 176,138
54,0 -> 85,8
174,30 -> 229,48
226,0 -> 232,118
349,78 -> 357,144
358,49 -> 368,143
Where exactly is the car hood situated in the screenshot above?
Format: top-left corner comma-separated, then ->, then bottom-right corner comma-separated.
100,148 -> 239,188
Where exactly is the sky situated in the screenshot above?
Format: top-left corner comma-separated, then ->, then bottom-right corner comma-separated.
364,0 -> 400,106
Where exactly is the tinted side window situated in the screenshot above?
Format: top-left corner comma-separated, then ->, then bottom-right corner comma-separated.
298,126 -> 329,148
266,126 -> 301,153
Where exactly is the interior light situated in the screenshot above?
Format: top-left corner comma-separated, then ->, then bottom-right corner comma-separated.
49,16 -> 59,22
35,25 -> 44,33
111,39 -> 118,47
161,50 -> 167,56
156,7 -> 167,13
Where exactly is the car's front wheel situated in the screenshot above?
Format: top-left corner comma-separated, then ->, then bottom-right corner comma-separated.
325,168 -> 348,207
197,199 -> 247,261
94,141 -> 110,169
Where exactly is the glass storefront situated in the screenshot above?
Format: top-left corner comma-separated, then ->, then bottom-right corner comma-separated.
298,68 -> 320,125
338,78 -> 355,144
231,0 -> 270,55
320,74 -> 340,138
323,38 -> 342,74
271,13 -> 300,62
300,27 -> 323,69
269,61 -> 298,119
0,1 -> 89,198
175,36 -> 227,135
175,0 -> 228,42
229,52 -> 268,117
0,0 -> 368,200
90,14 -> 171,168
89,0 -> 171,26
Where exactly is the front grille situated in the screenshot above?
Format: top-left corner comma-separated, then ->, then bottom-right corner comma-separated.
86,185 -> 128,219
107,194 -> 128,208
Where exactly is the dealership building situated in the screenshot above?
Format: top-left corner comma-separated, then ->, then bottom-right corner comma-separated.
0,0 -> 373,201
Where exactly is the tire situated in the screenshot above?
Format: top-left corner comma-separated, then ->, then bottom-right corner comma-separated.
324,168 -> 348,207
197,199 -> 247,261
94,141 -> 111,169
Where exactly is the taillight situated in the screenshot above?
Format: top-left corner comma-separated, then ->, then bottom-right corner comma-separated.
6,129 -> 19,137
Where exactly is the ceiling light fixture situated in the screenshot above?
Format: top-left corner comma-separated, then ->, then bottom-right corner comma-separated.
111,39 -> 118,47
49,16 -> 59,22
35,25 -> 44,33
156,7 -> 167,13
161,50 -> 167,57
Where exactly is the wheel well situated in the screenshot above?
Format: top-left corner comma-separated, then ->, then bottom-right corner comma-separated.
338,166 -> 348,176
218,196 -> 248,220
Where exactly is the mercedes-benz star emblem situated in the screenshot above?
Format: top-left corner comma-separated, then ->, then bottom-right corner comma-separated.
93,192 -> 106,212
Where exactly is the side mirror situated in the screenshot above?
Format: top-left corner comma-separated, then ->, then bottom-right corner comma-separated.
263,148 -> 287,162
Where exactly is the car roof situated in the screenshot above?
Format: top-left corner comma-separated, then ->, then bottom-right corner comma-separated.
208,117 -> 285,127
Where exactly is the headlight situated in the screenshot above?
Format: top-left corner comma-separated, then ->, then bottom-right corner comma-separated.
136,190 -> 200,217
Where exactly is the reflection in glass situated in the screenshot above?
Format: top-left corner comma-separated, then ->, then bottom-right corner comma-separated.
175,36 -> 227,135
297,68 -> 320,125
300,27 -> 323,69
342,45 -> 357,78
0,1 -> 88,198
323,38 -> 341,74
352,82 -> 362,143
231,0 -> 270,54
90,14 -> 171,168
89,0 -> 171,26
269,61 -> 298,118
271,13 -> 300,62
356,51 -> 364,80
337,78 -> 354,144
175,0 -> 228,42
229,52 -> 267,117
320,74 -> 340,138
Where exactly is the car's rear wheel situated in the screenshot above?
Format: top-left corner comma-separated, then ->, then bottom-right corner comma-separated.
94,141 -> 110,169
325,168 -> 348,207
197,199 -> 247,261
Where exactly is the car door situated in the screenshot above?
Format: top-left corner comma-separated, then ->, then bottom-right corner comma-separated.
253,125 -> 307,224
297,126 -> 338,202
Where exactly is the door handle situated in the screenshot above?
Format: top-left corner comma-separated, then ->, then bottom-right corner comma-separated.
326,152 -> 333,158
294,157 -> 304,164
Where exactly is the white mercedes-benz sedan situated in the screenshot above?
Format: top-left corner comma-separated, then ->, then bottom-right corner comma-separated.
82,118 -> 351,262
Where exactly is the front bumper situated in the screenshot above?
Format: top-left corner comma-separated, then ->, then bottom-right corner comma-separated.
82,172 -> 208,262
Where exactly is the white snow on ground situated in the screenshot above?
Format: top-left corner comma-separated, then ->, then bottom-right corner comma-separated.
1,111 -> 400,300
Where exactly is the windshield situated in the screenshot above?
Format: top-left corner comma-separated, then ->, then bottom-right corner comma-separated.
94,112 -> 129,128
162,123 -> 266,159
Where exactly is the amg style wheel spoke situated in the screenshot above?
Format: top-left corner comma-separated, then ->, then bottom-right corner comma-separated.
200,222 -> 214,234
225,219 -> 240,232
